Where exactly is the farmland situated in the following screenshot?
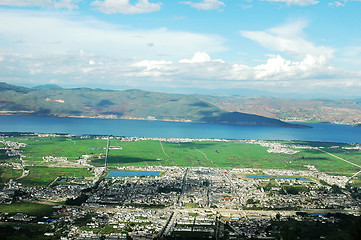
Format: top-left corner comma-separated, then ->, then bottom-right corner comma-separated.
1,133 -> 361,187
0,202 -> 55,217
1,133 -> 361,239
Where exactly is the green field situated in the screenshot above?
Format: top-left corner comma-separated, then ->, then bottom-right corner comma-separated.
0,224 -> 55,240
8,135 -> 106,161
17,166 -> 93,186
0,166 -> 22,182
0,202 -> 55,217
99,139 -> 361,175
2,134 -> 361,187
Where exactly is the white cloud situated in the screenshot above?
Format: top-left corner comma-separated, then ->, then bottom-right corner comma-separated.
179,51 -> 224,63
91,0 -> 162,14
329,0 -> 361,7
0,10 -> 227,59
329,1 -> 346,7
130,51 -> 339,82
133,60 -> 172,69
0,11 -> 359,96
2,50 -> 360,95
240,20 -> 334,60
53,0 -> 79,9
131,60 -> 175,77
236,21 -> 339,82
262,0 -> 319,6
0,0 -> 80,9
250,54 -> 331,80
89,59 -> 103,65
180,0 -> 225,10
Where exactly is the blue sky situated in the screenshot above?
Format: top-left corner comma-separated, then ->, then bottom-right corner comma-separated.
0,0 -> 361,98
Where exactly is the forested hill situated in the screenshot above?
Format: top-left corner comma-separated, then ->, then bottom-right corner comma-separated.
0,82 -> 307,128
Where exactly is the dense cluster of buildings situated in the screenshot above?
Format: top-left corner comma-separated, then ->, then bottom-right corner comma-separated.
0,165 -> 360,239
0,140 -> 26,157
1,134 -> 360,239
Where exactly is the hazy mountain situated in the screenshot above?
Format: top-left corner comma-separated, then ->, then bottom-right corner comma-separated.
199,95 -> 361,125
33,84 -> 63,90
0,82 -> 31,93
0,82 -> 308,128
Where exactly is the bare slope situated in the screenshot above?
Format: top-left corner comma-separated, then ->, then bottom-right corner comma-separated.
199,95 -> 361,125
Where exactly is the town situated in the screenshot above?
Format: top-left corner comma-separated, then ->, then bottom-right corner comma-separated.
0,133 -> 361,239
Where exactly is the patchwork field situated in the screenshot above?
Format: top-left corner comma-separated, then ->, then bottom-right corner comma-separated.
1,133 -> 361,186
103,139 -> 361,175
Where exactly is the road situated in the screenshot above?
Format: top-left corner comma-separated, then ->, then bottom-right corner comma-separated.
316,148 -> 361,169
316,148 -> 361,180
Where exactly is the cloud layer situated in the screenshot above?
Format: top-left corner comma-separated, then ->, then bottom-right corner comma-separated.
0,11 -> 359,94
0,0 -> 80,9
262,0 -> 319,6
180,0 -> 225,10
0,10 -> 227,59
241,21 -> 334,60
0,1 -> 360,97
91,0 -> 162,14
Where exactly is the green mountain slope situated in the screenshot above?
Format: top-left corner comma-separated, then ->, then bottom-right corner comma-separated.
0,82 -> 306,128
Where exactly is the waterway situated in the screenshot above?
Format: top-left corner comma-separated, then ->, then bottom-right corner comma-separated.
0,115 -> 361,143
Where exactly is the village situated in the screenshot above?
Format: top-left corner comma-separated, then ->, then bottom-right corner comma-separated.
1,133 -> 361,239
0,164 -> 360,239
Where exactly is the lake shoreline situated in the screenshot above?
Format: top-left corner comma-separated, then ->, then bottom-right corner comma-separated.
0,113 -> 310,128
0,115 -> 360,144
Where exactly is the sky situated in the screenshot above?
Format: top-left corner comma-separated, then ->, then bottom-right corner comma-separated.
0,0 -> 361,98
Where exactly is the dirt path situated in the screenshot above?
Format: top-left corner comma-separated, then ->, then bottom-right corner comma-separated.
16,160 -> 28,180
193,146 -> 217,167
159,140 -> 169,158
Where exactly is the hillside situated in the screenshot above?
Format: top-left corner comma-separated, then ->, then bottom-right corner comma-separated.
199,95 -> 361,125
0,82 -> 305,128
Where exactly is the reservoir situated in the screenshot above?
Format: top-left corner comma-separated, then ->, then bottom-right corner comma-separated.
0,115 -> 361,143
107,170 -> 160,177
246,175 -> 310,181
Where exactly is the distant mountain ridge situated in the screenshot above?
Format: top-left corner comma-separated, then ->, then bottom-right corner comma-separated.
198,95 -> 361,125
0,82 -> 308,128
33,84 -> 63,90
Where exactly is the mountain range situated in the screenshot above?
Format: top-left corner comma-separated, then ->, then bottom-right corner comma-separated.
0,82 -> 309,128
2,82 -> 361,127
199,95 -> 361,125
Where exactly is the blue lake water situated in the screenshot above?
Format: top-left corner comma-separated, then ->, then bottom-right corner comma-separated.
107,170 -> 160,177
246,175 -> 310,181
0,115 -> 361,143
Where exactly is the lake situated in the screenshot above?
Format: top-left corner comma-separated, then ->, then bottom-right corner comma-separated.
0,115 -> 361,143
107,170 -> 160,177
